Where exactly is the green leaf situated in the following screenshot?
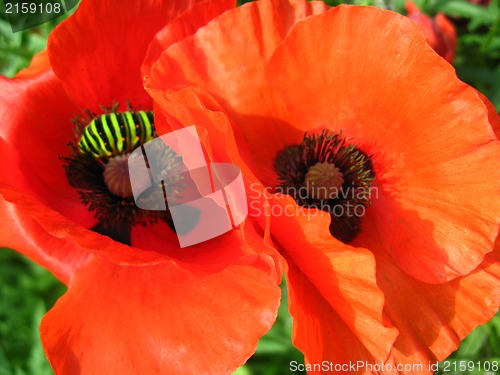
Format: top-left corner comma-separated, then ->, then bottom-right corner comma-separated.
436,0 -> 498,24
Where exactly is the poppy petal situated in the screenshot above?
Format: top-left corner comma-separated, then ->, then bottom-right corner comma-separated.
48,0 -> 206,113
0,189 -> 91,284
130,219 -> 280,280
269,194 -> 398,362
355,217 -> 500,372
148,87 -> 264,184
147,0 -> 329,187
434,13 -> 456,63
15,49 -> 50,78
286,261 -> 381,373
264,5 -> 500,283
477,91 -> 500,134
41,254 -> 280,374
0,71 -> 93,226
0,139 -> 94,228
142,0 -> 235,78
0,182 -> 188,272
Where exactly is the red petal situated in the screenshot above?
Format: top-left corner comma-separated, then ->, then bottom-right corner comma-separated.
142,0 -> 236,78
130,219 -> 280,281
0,70 -> 94,227
355,217 -> 500,373
0,189 -> 91,284
147,0 -> 329,187
1,175 -> 279,277
0,183 -> 184,272
270,195 -> 397,363
16,49 -> 50,78
48,0 -> 206,112
41,254 -> 280,374
434,13 -> 456,63
265,5 -> 500,283
286,261 -> 384,373
477,90 -> 500,135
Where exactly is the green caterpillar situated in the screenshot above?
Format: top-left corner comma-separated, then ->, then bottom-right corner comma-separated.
78,111 -> 155,158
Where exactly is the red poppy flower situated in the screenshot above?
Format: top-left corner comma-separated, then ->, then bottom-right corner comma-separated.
145,0 -> 500,372
405,1 -> 456,63
0,0 -> 282,374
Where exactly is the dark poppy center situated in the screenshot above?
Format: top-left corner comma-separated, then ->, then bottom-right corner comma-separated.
60,107 -> 179,245
274,130 -> 374,243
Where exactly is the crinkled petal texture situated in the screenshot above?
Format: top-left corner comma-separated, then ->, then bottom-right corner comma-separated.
142,0 -> 236,78
147,1 -> 500,372
358,218 -> 500,373
0,58 -> 93,283
268,194 -> 398,364
0,56 -> 85,219
41,252 -> 280,375
48,0 -> 213,113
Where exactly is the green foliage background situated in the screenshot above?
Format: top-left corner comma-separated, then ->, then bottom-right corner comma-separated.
0,0 -> 499,374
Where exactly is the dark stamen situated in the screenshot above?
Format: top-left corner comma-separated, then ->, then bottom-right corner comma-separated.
274,130 -> 374,243
60,142 -> 178,234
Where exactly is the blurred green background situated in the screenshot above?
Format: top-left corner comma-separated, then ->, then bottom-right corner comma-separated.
1,0 -> 499,374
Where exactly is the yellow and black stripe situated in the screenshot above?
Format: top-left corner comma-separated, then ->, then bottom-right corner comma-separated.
78,111 -> 155,158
